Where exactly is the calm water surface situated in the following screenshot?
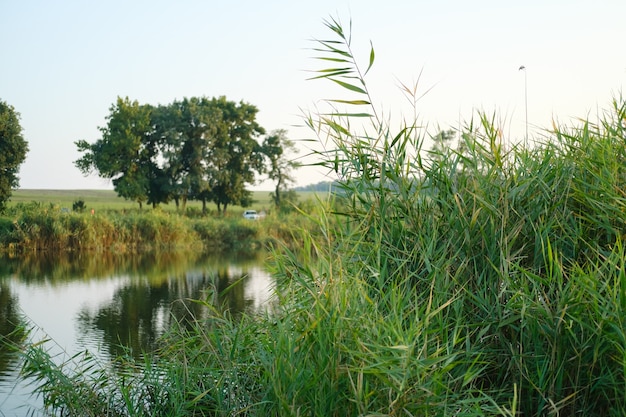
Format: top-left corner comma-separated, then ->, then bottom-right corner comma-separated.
0,250 -> 274,416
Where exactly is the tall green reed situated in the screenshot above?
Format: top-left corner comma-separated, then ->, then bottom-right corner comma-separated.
301,16 -> 626,415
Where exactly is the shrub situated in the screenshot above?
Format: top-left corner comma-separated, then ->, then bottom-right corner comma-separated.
72,199 -> 86,213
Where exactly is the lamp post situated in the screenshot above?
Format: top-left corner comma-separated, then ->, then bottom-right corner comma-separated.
519,65 -> 528,146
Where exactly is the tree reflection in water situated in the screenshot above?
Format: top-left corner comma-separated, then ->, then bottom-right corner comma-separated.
77,254 -> 271,359
0,282 -> 29,412
0,283 -> 27,377
1,250 -> 272,362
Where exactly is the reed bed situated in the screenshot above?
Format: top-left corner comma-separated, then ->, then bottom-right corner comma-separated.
14,17 -> 626,416
0,203 -> 316,253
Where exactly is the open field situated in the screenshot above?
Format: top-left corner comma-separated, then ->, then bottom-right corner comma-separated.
9,189 -> 319,215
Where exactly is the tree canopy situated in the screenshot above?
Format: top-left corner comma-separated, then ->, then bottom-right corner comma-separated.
76,97 -> 156,208
75,96 -> 292,213
262,129 -> 300,208
0,99 -> 29,211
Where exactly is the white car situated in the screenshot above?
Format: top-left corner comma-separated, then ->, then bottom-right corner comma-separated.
243,210 -> 259,220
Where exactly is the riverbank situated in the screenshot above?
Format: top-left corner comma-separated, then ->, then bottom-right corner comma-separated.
0,203 -> 319,253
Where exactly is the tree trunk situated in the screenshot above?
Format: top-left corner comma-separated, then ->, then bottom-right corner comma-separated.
274,180 -> 281,207
275,174 -> 283,207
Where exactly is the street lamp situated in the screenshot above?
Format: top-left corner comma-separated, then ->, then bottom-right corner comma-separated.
519,65 -> 528,146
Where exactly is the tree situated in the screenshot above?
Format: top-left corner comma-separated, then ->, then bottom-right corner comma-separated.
76,96 -> 267,214
0,100 -> 29,211
262,129 -> 300,208
75,97 -> 159,209
206,97 -> 266,214
430,129 -> 471,173
156,97 -> 218,212
430,129 -> 456,156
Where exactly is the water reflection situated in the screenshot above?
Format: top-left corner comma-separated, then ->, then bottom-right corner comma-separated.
1,250 -> 209,285
0,250 -> 273,415
74,265 -> 269,358
0,283 -> 26,377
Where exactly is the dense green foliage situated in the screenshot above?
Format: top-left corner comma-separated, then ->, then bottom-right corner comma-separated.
12,17 -> 626,416
75,98 -> 155,208
75,96 -> 294,213
0,99 -> 29,211
262,129 -> 300,208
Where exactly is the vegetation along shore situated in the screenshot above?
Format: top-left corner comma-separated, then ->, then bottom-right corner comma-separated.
3,16 -> 626,416
0,190 -> 320,253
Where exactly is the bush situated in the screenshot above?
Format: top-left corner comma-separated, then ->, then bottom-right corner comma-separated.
0,216 -> 14,246
72,199 -> 86,213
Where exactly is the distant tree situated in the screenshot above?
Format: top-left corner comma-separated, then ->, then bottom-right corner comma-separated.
206,97 -> 265,214
76,96 -> 266,214
75,97 -> 159,209
262,129 -> 300,208
0,100 -> 29,211
430,129 -> 471,173
430,129 -> 456,156
155,97 -> 218,212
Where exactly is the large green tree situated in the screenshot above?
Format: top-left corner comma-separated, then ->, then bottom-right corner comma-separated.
206,97 -> 265,214
156,97 -> 219,212
75,97 -> 161,209
76,96 -> 268,214
262,129 -> 300,208
0,100 -> 29,211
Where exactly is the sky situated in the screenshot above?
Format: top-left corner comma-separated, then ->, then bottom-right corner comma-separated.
1,0 -> 625,190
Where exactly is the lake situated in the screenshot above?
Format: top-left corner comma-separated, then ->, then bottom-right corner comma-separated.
0,250 -> 274,416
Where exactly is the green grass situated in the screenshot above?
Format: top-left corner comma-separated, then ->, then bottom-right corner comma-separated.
10,189 -> 125,209
13,16 -> 626,416
8,189 -> 305,213
8,189 -> 321,223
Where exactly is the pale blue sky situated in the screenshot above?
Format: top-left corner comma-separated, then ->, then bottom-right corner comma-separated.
2,0 -> 624,190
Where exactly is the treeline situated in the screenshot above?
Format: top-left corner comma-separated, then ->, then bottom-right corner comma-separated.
293,180 -> 338,193
75,96 -> 296,213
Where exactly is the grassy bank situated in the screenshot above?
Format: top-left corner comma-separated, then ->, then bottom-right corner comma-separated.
13,18 -> 626,416
0,200 -> 320,253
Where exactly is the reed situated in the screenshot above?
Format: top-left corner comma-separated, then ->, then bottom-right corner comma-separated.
293,17 -> 626,414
